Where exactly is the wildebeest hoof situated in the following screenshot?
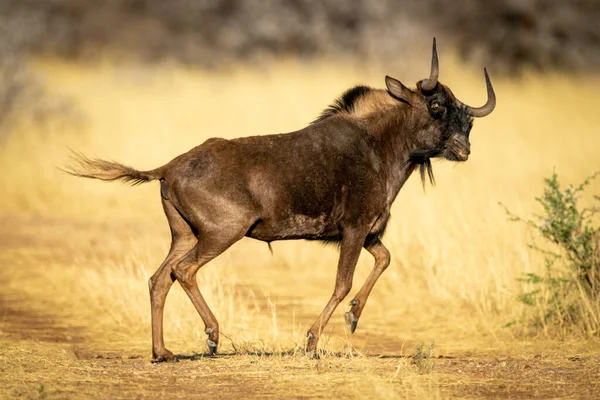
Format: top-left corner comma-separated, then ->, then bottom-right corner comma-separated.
152,354 -> 179,363
345,311 -> 358,334
206,339 -> 218,355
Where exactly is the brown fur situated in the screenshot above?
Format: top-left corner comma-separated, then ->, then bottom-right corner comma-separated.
65,41 -> 495,361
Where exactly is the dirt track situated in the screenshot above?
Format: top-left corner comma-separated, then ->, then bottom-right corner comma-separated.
1,216 -> 599,399
2,315 -> 599,398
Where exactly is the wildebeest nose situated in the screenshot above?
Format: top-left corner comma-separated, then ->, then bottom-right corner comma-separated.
453,137 -> 470,153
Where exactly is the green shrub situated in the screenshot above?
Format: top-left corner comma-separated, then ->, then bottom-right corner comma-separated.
504,171 -> 600,336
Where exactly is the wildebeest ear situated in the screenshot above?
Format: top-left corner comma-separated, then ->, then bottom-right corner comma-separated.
385,76 -> 412,104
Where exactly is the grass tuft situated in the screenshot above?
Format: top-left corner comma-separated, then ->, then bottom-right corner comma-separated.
413,342 -> 436,375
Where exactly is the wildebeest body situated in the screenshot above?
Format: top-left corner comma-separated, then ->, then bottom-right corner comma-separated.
163,116 -> 390,243
65,39 -> 496,361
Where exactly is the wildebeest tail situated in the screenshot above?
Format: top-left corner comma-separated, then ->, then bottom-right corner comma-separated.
63,151 -> 163,185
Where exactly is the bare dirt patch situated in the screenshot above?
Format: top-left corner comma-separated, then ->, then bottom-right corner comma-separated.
1,216 -> 599,399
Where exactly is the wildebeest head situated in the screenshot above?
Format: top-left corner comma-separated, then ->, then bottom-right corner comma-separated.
385,38 -> 496,172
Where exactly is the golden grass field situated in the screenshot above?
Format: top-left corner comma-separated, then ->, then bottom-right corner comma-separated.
1,55 -> 599,398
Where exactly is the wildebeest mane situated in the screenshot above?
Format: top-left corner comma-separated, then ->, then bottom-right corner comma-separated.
316,85 -> 437,188
312,85 -> 373,124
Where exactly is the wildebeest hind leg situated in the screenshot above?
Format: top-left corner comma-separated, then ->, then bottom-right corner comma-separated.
171,221 -> 250,355
149,199 -> 197,363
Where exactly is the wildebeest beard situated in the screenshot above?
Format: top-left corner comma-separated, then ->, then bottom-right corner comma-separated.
408,148 -> 443,188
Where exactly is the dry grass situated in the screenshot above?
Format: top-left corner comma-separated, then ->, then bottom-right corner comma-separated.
1,56 -> 600,398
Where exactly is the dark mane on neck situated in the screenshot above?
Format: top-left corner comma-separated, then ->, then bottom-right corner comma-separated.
312,86 -> 373,124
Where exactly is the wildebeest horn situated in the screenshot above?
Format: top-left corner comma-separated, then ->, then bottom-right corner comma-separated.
457,68 -> 496,118
420,38 -> 439,91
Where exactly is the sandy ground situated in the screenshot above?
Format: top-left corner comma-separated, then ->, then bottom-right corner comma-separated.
1,216 -> 599,399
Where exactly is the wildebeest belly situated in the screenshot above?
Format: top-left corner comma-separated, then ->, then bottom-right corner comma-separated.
246,213 -> 341,241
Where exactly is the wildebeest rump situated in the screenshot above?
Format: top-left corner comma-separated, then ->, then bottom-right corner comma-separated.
65,38 -> 496,361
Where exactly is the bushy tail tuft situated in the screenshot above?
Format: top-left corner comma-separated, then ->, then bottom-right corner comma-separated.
63,151 -> 161,185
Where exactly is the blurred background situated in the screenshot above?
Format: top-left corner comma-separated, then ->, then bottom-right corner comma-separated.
2,0 -> 600,69
1,0 -> 600,133
1,0 -> 599,368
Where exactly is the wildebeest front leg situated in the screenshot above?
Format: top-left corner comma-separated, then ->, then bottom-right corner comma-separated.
345,239 -> 391,333
306,228 -> 368,356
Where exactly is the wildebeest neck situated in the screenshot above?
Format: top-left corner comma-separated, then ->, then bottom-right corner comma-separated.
350,102 -> 429,203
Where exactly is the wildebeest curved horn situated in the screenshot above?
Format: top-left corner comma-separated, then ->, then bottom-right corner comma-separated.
457,68 -> 496,118
420,38 -> 439,91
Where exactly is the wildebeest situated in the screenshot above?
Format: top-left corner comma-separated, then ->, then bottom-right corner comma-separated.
65,38 -> 495,361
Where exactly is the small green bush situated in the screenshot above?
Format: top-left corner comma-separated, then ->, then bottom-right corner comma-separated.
504,171 -> 600,336
413,342 -> 435,374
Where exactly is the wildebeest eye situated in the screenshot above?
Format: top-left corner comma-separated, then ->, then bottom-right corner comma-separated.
430,102 -> 445,114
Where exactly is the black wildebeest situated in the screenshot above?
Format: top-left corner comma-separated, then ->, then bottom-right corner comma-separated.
66,38 -> 495,361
